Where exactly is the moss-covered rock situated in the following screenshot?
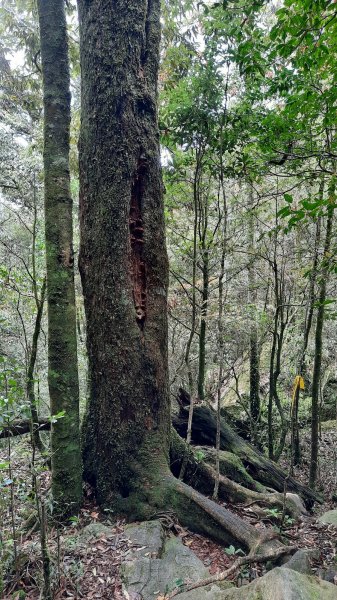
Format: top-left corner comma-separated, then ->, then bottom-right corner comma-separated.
219,567 -> 337,599
179,567 -> 337,599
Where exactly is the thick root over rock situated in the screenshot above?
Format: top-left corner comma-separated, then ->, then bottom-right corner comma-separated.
164,475 -> 285,554
170,429 -> 306,520
111,437 -> 285,555
173,403 -> 321,507
197,446 -> 265,492
124,471 -> 287,554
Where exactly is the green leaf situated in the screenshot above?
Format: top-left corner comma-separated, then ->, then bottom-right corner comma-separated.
49,410 -> 66,423
278,206 -> 291,218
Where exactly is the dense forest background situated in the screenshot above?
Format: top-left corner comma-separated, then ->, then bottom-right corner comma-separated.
1,0 -> 337,597
1,0 -> 336,465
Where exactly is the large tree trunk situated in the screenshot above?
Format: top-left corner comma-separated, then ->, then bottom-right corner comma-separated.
78,0 -> 170,507
38,0 -> 82,517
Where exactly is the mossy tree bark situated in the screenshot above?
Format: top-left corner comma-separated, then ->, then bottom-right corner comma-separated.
78,0 -> 170,507
37,0 -> 82,517
170,430 -> 304,520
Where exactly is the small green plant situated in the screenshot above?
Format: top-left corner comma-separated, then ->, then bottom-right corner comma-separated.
265,508 -> 294,529
194,449 -> 205,462
283,515 -> 295,527
69,515 -> 80,525
224,544 -> 245,556
265,507 -> 281,520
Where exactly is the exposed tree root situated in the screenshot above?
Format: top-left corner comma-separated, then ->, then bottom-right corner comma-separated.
173,402 -> 322,506
167,543 -> 297,598
121,437 -> 285,554
198,446 -> 265,492
170,429 -> 306,519
166,474 -> 284,553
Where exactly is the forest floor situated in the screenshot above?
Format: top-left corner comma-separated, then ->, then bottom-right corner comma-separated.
1,423 -> 337,599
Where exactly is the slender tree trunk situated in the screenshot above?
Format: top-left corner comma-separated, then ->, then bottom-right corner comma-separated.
291,212 -> 321,468
27,277 -> 46,452
268,292 -> 278,460
247,187 -> 260,439
309,198 -> 334,489
198,250 -> 209,401
38,0 -> 82,517
179,152 -> 201,480
197,188 -> 209,402
213,155 -> 227,499
273,318 -> 288,461
268,203 -> 288,461
27,177 -> 45,452
268,205 -> 279,461
184,153 -> 200,396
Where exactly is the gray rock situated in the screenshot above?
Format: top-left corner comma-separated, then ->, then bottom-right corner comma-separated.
318,509 -> 337,525
219,567 -> 337,600
317,566 -> 337,584
285,493 -> 307,516
122,521 -> 210,599
179,567 -> 337,600
121,520 -> 337,600
124,520 -> 164,558
281,548 -> 320,575
178,583 -> 230,600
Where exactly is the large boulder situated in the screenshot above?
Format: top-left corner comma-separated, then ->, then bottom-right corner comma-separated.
121,520 -> 228,599
281,548 -> 320,575
120,520 -> 337,600
179,567 -> 337,600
